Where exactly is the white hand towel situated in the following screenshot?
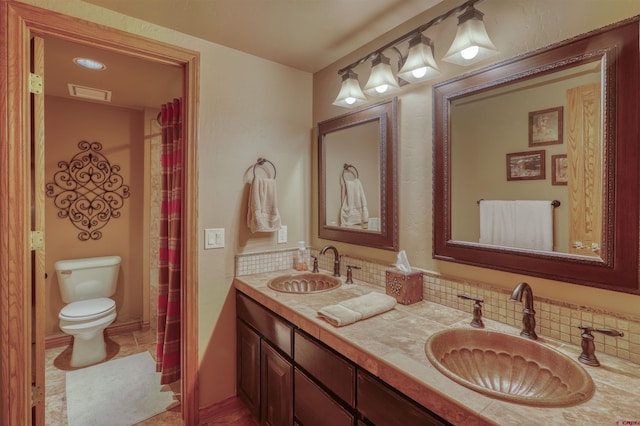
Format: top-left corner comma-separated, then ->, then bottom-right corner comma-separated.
479,200 -> 516,247
514,200 -> 553,251
317,292 -> 397,327
247,176 -> 281,233
340,178 -> 369,226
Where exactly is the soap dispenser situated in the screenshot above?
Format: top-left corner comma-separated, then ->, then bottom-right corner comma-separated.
294,241 -> 310,271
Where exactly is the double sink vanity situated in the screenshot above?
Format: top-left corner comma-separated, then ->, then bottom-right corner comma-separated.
235,270 -> 640,425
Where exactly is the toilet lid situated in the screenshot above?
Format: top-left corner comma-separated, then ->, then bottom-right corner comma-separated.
60,298 -> 115,318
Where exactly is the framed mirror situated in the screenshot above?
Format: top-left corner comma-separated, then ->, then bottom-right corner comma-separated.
433,18 -> 640,293
318,98 -> 398,251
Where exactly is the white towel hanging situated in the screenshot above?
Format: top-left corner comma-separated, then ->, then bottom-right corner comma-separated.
479,200 -> 553,251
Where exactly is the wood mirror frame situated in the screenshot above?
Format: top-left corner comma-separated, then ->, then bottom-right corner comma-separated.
318,98 -> 398,251
433,18 -> 640,293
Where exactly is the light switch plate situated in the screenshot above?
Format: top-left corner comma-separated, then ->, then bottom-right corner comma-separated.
205,228 -> 224,249
277,225 -> 287,244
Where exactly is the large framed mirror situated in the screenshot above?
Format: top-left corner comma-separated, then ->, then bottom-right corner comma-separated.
318,98 -> 398,250
433,18 -> 640,293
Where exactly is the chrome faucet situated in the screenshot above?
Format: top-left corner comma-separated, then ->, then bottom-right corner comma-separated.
510,282 -> 538,340
319,245 -> 341,277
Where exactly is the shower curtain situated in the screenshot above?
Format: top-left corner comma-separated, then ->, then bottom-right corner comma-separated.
157,98 -> 182,385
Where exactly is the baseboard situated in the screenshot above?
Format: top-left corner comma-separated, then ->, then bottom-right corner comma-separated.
45,320 -> 146,349
199,395 -> 255,426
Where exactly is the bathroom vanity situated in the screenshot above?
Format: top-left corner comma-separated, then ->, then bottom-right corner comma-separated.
234,271 -> 640,425
236,291 -> 448,425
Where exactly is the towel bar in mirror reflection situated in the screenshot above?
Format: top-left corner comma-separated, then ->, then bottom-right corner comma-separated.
318,98 -> 398,251
433,17 -> 640,293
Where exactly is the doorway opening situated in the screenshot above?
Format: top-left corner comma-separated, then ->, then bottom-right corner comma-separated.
0,3 -> 199,425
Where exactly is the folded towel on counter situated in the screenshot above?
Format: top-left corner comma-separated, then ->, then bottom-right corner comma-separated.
247,176 -> 281,233
340,178 -> 369,226
317,292 -> 397,327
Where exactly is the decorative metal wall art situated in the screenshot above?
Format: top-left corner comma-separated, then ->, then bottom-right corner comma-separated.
46,141 -> 130,241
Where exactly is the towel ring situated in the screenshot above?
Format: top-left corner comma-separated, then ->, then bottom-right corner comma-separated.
342,163 -> 359,179
253,157 -> 277,179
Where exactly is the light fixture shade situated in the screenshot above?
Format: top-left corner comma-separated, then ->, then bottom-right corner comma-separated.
363,53 -> 400,97
397,34 -> 441,84
333,70 -> 367,108
442,6 -> 498,66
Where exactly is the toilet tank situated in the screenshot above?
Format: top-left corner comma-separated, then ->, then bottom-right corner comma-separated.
55,256 -> 121,303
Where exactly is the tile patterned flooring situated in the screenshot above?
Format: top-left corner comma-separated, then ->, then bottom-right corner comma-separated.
45,329 -> 182,425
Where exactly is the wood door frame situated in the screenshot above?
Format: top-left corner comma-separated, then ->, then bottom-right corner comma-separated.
0,2 -> 200,425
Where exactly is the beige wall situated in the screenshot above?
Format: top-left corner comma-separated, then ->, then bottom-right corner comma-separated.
20,0 -> 313,409
312,0 -> 640,317
44,95 -> 145,336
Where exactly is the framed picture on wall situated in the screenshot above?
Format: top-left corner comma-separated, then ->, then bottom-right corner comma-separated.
506,150 -> 546,181
529,106 -> 563,146
551,154 -> 568,185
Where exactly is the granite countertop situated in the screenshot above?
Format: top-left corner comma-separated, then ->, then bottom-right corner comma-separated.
234,271 -> 640,426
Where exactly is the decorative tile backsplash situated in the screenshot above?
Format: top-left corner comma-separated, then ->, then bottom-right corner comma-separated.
235,248 -> 640,365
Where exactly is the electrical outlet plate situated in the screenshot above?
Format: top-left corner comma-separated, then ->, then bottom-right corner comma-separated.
278,225 -> 287,244
205,228 -> 224,249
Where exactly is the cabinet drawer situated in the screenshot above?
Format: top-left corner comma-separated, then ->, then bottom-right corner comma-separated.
294,369 -> 354,426
357,370 -> 450,426
294,330 -> 356,407
237,291 -> 293,357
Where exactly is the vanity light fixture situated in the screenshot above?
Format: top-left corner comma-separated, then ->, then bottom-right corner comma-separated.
332,69 -> 367,108
73,57 -> 106,70
363,53 -> 400,97
397,34 -> 440,84
442,5 -> 498,66
333,0 -> 496,108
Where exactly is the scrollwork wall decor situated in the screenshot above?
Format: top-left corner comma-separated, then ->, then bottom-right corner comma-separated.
46,141 -> 131,241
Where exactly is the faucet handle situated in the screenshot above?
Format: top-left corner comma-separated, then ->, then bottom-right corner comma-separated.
345,265 -> 361,284
310,255 -> 319,273
578,325 -> 624,337
577,325 -> 624,367
457,294 -> 484,328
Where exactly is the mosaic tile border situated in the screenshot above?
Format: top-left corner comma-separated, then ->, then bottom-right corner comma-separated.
235,248 -> 640,365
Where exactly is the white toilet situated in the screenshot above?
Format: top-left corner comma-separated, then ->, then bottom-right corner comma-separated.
55,255 -> 121,367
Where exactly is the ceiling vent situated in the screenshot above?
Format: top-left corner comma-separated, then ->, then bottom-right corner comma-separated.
67,83 -> 112,102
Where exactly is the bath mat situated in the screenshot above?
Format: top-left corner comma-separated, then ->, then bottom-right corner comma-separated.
66,351 -> 176,426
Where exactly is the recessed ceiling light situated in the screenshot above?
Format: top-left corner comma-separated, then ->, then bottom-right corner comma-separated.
73,57 -> 106,70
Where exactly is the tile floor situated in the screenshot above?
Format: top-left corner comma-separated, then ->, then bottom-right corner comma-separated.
45,329 -> 182,425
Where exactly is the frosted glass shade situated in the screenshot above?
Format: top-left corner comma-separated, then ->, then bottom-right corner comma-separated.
333,70 -> 367,108
363,54 -> 400,97
442,6 -> 498,66
397,34 -> 441,84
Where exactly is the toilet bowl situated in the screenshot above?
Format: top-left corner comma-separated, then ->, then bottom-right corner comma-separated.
59,298 -> 117,367
55,256 -> 121,368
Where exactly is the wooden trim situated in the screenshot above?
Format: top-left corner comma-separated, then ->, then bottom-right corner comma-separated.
0,2 -> 200,425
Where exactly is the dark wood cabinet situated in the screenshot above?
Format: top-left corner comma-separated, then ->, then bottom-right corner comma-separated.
261,341 -> 293,426
237,320 -> 261,419
236,290 -> 451,426
294,368 -> 355,426
294,329 -> 356,408
357,370 -> 449,426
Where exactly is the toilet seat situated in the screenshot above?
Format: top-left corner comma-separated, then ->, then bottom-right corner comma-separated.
59,297 -> 115,321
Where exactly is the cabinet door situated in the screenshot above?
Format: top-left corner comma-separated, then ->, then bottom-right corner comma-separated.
261,341 -> 293,426
357,370 -> 450,426
237,320 -> 261,419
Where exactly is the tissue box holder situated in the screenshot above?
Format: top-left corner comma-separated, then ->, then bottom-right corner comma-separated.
385,269 -> 423,305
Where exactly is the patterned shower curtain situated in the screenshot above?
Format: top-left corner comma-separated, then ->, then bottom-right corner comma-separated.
157,98 -> 182,384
